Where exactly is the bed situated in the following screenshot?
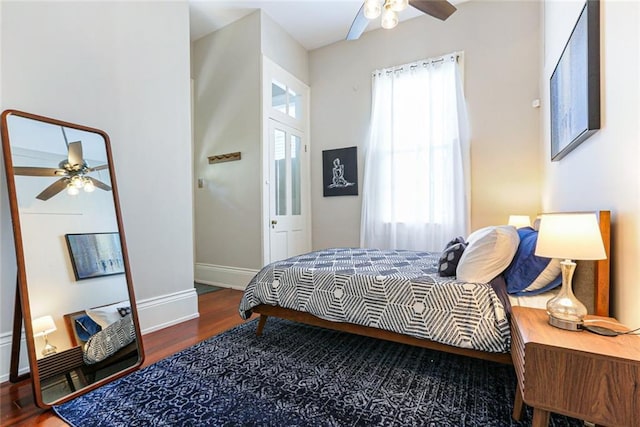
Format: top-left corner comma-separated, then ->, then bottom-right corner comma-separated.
239,211 -> 610,364
63,303 -> 139,382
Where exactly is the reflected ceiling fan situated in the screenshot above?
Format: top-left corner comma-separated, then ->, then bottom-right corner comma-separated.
347,0 -> 456,40
14,128 -> 111,201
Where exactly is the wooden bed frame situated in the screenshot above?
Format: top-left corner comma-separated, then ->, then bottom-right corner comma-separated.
251,211 -> 611,365
63,310 -> 139,382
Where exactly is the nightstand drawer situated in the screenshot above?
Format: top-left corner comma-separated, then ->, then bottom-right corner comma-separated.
37,346 -> 84,381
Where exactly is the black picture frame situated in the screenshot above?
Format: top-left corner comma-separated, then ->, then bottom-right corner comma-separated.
65,232 -> 125,280
550,0 -> 600,161
322,147 -> 358,197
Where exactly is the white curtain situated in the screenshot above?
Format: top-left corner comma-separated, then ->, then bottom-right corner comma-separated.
360,53 -> 470,252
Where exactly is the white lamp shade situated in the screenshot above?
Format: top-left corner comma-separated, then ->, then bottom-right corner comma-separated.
32,315 -> 57,337
535,212 -> 607,260
508,215 -> 531,229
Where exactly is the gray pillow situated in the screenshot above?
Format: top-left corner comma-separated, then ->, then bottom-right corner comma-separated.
438,241 -> 467,277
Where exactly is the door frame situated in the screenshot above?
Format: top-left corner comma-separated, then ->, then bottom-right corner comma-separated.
261,56 -> 311,266
267,119 -> 309,263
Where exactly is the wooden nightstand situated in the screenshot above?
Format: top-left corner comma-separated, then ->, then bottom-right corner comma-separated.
511,306 -> 640,427
37,345 -> 86,392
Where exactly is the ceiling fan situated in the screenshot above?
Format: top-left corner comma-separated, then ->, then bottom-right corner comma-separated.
347,0 -> 457,40
13,130 -> 111,201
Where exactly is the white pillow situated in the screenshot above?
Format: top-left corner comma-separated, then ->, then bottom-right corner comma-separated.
456,225 -> 520,283
86,301 -> 130,329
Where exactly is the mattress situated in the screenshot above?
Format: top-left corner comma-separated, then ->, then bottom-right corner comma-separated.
239,248 -> 511,353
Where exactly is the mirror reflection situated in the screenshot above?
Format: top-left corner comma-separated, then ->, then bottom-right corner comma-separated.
3,111 -> 142,406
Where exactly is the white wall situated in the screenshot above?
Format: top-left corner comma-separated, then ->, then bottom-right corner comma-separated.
309,0 -> 542,250
192,12 -> 263,271
192,11 -> 309,280
1,1 -> 196,380
541,0 -> 640,326
261,11 -> 310,85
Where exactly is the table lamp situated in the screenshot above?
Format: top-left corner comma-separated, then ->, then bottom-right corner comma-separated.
508,215 -> 532,229
534,212 -> 607,330
32,315 -> 57,356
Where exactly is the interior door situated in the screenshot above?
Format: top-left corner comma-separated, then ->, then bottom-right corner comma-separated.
269,119 -> 310,262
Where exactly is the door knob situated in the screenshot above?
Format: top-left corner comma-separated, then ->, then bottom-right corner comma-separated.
271,220 -> 278,225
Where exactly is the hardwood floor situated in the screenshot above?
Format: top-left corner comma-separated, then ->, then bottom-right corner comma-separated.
0,288 -> 247,426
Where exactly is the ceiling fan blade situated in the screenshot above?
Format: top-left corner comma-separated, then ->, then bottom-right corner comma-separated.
88,164 -> 109,172
13,166 -> 66,177
346,3 -> 369,40
67,141 -> 84,166
409,0 -> 456,21
36,178 -> 68,201
87,176 -> 112,192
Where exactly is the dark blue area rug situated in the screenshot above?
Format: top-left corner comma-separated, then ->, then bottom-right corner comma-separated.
54,318 -> 581,426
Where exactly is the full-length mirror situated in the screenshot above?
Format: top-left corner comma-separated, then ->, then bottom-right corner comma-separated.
1,110 -> 144,408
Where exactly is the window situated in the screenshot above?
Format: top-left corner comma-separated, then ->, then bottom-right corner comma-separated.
271,80 -> 300,119
360,53 -> 469,252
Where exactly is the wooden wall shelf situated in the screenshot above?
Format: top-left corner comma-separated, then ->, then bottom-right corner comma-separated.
208,152 -> 241,164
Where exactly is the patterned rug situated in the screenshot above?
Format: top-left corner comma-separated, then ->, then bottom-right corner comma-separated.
54,318 -> 582,426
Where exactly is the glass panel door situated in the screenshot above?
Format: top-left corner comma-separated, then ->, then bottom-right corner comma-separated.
274,128 -> 287,216
291,134 -> 302,216
268,119 -> 308,262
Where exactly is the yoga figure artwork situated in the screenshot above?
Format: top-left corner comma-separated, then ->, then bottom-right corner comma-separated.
328,158 -> 355,189
322,146 -> 358,197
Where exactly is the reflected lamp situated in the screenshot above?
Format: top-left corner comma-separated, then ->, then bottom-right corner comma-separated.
32,315 -> 57,356
535,213 -> 607,331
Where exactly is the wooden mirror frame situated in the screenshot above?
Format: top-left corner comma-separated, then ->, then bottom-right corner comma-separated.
1,109 -> 144,408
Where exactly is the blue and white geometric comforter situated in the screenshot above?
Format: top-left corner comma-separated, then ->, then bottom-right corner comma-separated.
239,248 -> 511,353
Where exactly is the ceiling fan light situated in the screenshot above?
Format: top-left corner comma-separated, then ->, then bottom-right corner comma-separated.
67,185 -> 79,196
71,175 -> 84,188
381,8 -> 398,29
364,0 -> 381,19
83,179 -> 95,193
389,0 -> 408,12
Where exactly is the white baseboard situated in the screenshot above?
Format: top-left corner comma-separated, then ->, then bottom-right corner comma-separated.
0,330 -> 30,383
0,288 -> 199,383
194,263 -> 258,291
137,288 -> 199,334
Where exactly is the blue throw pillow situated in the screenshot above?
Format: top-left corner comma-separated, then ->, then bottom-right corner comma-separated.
75,314 -> 102,342
504,227 -> 562,295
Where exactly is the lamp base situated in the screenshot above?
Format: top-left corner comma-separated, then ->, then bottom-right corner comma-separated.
548,314 -> 583,331
41,342 -> 57,357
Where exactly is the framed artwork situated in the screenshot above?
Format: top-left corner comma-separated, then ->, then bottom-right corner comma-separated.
550,0 -> 600,161
65,232 -> 125,280
322,147 -> 358,197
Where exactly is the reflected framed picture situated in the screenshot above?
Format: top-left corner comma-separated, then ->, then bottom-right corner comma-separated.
65,232 -> 124,280
550,0 -> 600,161
322,146 -> 358,197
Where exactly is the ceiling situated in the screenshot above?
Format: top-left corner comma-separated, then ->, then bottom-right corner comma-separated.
189,1 -> 463,51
